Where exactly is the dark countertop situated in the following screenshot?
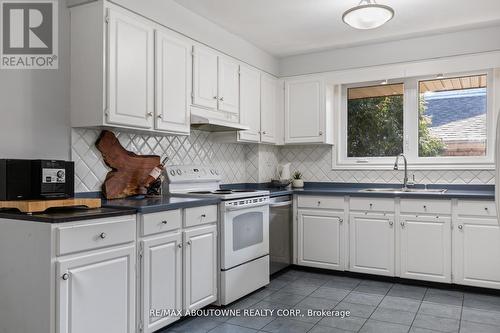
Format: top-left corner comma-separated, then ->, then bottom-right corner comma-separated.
223,183 -> 495,200
102,195 -> 221,214
0,207 -> 137,223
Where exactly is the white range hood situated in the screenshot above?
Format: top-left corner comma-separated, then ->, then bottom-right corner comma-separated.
190,114 -> 249,132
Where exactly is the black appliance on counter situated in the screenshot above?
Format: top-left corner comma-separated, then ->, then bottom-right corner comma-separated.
0,159 -> 74,200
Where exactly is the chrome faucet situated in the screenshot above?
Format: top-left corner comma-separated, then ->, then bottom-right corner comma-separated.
393,154 -> 408,190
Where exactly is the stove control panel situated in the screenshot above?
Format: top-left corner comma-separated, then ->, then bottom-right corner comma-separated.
165,165 -> 221,183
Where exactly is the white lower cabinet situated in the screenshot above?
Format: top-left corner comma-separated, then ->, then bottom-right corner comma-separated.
183,224 -> 218,311
138,207 -> 218,332
297,209 -> 345,270
454,201 -> 500,288
349,213 -> 395,276
57,244 -> 136,333
141,232 -> 182,333
399,215 -> 451,283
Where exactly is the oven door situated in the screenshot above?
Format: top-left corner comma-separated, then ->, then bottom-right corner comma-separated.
221,200 -> 269,270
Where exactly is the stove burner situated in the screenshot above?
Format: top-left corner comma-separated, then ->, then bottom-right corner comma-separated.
189,191 -> 212,194
231,189 -> 257,193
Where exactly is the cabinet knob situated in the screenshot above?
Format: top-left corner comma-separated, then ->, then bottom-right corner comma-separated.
423,205 -> 427,209
177,243 -> 182,248
147,112 -> 153,117
99,232 -> 107,239
62,273 -> 70,280
319,131 -> 323,135
317,201 -> 321,206
213,96 -> 218,100
400,221 -> 405,228
485,207 -> 489,211
339,218 -> 343,223
157,114 -> 162,119
262,131 -> 267,135
458,225 -> 463,230
161,220 -> 168,225
201,214 -> 206,218
219,97 -> 224,101
369,203 -> 373,208
187,240 -> 192,245
389,221 -> 394,226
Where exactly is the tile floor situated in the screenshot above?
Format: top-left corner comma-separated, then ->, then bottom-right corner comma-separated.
159,268 -> 500,333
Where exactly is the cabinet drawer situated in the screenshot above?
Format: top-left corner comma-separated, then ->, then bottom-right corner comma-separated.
57,217 -> 136,256
184,205 -> 218,227
456,200 -> 496,217
400,199 -> 451,215
140,209 -> 182,236
350,197 -> 394,212
297,196 -> 344,210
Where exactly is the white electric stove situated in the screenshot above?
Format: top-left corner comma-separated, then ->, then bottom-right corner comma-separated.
164,165 -> 270,305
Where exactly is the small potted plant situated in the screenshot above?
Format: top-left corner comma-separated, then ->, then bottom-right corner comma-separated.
292,171 -> 304,188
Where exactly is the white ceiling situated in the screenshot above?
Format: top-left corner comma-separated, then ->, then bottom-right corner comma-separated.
173,0 -> 500,57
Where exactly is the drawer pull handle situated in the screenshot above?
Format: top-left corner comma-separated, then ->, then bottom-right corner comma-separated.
187,240 -> 192,245
99,232 -> 107,239
458,225 -> 463,230
62,273 -> 70,280
161,220 -> 168,224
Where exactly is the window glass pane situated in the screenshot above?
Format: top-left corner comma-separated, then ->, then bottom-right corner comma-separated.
418,74 -> 487,157
347,83 -> 404,157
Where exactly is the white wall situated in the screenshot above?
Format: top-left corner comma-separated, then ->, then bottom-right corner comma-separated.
0,0 -> 70,159
279,25 -> 500,77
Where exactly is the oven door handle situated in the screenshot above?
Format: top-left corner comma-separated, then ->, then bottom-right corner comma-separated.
269,201 -> 293,208
225,202 -> 269,211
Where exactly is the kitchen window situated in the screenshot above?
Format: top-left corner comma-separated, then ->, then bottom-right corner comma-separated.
335,71 -> 496,169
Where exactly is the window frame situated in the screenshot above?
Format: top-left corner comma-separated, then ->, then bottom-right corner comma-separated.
333,69 -> 496,170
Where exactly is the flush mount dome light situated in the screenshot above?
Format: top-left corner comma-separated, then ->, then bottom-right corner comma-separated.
342,0 -> 394,30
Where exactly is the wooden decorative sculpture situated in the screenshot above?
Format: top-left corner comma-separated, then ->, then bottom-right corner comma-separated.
95,130 -> 161,199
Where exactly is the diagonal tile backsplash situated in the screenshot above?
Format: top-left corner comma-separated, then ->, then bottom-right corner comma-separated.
72,129 -> 495,193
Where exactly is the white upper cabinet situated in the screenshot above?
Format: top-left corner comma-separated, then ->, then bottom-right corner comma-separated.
261,74 -> 278,144
192,46 -> 218,110
106,7 -> 155,129
284,77 -> 333,144
192,46 -> 240,122
239,66 -> 261,142
155,29 -> 191,135
218,57 -> 240,114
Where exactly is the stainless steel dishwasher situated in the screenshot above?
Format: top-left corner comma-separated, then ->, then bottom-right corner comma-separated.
269,195 -> 292,275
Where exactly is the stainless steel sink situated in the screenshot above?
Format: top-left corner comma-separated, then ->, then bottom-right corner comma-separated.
359,188 -> 447,194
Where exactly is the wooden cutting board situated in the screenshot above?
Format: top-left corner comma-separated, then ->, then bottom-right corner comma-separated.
0,198 -> 101,213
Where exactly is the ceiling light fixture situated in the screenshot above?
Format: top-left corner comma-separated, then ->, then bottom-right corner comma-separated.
380,79 -> 388,85
342,0 -> 394,30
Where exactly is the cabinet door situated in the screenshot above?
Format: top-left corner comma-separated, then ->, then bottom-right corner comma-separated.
261,74 -> 277,144
155,29 -> 191,135
285,79 -> 325,144
192,46 -> 218,109
454,216 -> 500,288
350,213 -> 395,276
107,8 -> 154,129
400,215 -> 451,283
57,245 -> 136,333
183,225 -> 217,311
239,66 -> 261,142
141,232 -> 182,333
218,57 -> 240,114
297,209 -> 345,270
